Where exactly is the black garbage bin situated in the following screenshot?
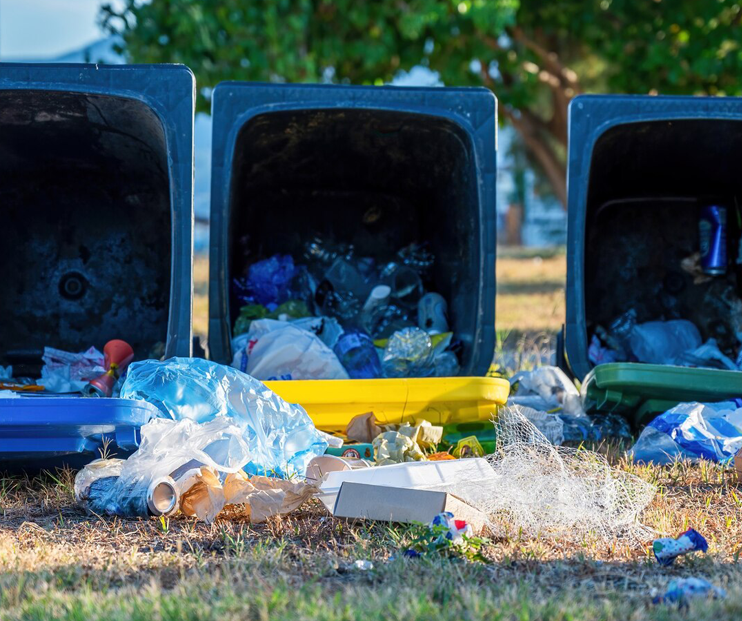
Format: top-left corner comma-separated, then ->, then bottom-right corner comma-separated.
0,63 -> 195,375
565,95 -> 742,387
208,83 -> 497,376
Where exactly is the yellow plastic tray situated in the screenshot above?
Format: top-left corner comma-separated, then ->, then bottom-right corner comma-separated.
264,377 -> 510,433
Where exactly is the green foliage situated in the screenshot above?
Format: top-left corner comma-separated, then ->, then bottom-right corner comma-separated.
100,1 -> 742,200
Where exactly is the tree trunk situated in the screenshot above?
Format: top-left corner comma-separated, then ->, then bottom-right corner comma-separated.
501,107 -> 568,208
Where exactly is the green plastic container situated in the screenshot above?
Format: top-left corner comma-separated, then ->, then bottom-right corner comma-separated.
583,363 -> 742,427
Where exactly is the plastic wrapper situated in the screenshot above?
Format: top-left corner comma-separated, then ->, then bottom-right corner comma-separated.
382,327 -> 435,378
630,400 -> 742,464
120,358 -> 329,477
654,577 -> 726,605
38,346 -> 105,393
234,319 -> 349,381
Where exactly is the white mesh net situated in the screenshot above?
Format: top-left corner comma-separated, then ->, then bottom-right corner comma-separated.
438,408 -> 656,542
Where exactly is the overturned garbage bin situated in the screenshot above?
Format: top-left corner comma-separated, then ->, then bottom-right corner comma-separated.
564,95 -> 742,424
0,63 -> 194,371
0,63 -> 195,471
208,83 -> 497,381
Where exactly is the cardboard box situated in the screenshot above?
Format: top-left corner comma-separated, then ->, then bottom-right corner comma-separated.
332,482 -> 487,534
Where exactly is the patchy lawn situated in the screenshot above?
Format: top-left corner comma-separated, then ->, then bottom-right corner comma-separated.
1,452 -> 742,620
3,246 -> 740,619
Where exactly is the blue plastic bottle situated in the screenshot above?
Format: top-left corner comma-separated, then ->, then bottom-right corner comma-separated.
333,328 -> 383,379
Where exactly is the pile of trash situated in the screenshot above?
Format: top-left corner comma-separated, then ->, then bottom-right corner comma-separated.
589,307 -> 742,371
229,241 -> 461,380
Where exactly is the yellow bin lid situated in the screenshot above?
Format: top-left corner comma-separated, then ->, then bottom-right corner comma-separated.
264,376 -> 510,434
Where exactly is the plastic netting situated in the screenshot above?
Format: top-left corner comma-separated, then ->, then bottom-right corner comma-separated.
437,408 -> 656,542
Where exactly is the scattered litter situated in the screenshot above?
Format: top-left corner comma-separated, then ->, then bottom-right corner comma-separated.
38,346 -> 105,393
331,482 -> 487,534
401,511 -> 489,562
83,340 -> 135,398
373,430 -> 426,465
352,560 -> 374,571
346,412 -> 382,444
372,420 -> 443,465
653,528 -> 708,566
631,400 -> 742,464
75,418 -> 318,522
120,357 -> 329,477
653,577 -> 726,605
451,436 -> 485,458
509,366 -> 585,417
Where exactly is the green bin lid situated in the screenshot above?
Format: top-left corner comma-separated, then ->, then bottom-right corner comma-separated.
583,362 -> 742,427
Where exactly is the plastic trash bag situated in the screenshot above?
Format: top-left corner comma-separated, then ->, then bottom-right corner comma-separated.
233,319 -> 349,381
676,338 -> 738,370
120,357 -> 329,477
630,400 -> 742,464
244,254 -> 296,307
628,319 -> 702,365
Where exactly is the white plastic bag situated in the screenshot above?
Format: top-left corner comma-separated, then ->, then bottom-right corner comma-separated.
239,319 -> 349,380
629,320 -> 702,365
509,366 -> 584,417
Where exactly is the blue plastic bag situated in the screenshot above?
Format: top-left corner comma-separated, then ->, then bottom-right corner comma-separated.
631,400 -> 742,464
120,358 -> 328,477
244,255 -> 296,307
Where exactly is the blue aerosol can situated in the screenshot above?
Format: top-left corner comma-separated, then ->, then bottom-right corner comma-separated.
699,203 -> 727,275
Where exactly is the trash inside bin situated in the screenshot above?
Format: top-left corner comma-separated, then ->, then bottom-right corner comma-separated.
565,95 -> 742,381
0,63 -> 195,381
209,83 -> 497,377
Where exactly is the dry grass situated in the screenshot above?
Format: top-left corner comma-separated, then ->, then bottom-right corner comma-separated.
3,247 -> 739,618
2,452 -> 742,619
496,247 -> 566,335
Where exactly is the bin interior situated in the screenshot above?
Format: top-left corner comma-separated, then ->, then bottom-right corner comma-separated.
227,108 -> 480,371
0,90 -> 172,376
584,119 -> 742,365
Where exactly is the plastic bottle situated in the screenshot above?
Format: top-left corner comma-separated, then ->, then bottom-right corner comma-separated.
382,327 -> 435,378
334,328 -> 383,379
418,293 -> 449,334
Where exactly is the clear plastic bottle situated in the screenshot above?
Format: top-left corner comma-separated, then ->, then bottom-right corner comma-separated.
382,327 -> 435,378
334,327 -> 383,379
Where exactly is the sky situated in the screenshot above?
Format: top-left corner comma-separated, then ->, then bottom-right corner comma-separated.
0,0 -> 108,59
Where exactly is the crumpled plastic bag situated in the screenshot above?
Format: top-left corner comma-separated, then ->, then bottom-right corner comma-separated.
244,254 -> 296,307
630,400 -> 742,464
629,319 -> 702,365
232,319 -> 349,381
38,346 -> 105,393
120,357 -> 328,477
509,366 -> 585,417
75,418 -> 318,523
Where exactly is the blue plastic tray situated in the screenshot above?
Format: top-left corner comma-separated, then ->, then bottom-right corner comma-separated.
0,397 -> 159,472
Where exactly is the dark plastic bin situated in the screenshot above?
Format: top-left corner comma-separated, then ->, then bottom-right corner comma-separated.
565,94 -> 742,381
0,63 -> 195,373
0,397 -> 159,473
208,83 -> 497,375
